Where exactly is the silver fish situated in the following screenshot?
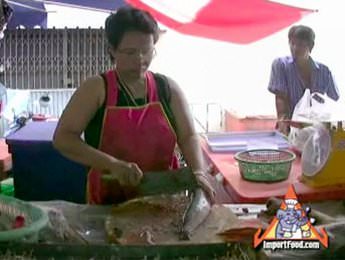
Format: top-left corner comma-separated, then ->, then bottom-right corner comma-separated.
180,188 -> 211,240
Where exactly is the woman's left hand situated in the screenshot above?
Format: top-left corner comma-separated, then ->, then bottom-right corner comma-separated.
194,172 -> 216,204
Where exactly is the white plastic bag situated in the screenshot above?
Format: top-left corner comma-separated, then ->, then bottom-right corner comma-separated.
301,123 -> 331,177
288,89 -> 312,151
300,92 -> 337,122
2,89 -> 30,121
288,89 -> 339,151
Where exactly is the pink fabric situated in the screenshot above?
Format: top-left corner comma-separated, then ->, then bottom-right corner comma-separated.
88,70 -> 178,204
126,0 -> 314,44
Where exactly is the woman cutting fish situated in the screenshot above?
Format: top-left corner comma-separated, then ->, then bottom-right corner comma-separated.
53,6 -> 215,205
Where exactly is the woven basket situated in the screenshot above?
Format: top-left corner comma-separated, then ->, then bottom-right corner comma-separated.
0,195 -> 49,242
234,149 -> 296,182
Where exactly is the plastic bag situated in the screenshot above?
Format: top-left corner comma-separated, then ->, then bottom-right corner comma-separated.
300,92 -> 338,122
301,123 -> 331,177
288,89 -> 339,151
288,89 -> 312,151
2,89 -> 30,121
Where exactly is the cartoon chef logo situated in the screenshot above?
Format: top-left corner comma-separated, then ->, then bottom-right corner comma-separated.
276,198 -> 311,239
254,185 -> 328,250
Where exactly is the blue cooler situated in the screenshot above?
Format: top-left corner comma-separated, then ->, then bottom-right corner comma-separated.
6,121 -> 87,203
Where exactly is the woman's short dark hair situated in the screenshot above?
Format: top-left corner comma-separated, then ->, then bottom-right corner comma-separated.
105,6 -> 159,51
288,25 -> 315,50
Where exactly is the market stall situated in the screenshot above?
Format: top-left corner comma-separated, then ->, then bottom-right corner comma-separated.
0,198 -> 266,259
1,197 -> 345,259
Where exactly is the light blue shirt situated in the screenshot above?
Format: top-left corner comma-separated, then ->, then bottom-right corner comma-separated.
268,56 -> 339,118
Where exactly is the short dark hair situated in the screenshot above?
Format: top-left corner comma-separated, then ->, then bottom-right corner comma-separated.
105,6 -> 159,50
288,25 -> 315,49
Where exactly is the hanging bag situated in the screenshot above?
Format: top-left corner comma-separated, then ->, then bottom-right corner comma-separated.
288,89 -> 341,151
288,89 -> 312,151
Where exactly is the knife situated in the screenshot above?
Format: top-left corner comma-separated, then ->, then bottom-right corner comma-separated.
224,204 -> 267,215
102,167 -> 199,197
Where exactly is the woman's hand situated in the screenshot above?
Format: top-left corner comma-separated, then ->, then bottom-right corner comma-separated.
103,160 -> 143,186
193,171 -> 216,204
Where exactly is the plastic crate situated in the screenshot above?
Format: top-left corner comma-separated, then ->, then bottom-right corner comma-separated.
5,121 -> 87,202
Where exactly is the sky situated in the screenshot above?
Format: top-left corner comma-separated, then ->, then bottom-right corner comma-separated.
44,0 -> 345,117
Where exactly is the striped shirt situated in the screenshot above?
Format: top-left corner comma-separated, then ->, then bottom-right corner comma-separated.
268,56 -> 339,118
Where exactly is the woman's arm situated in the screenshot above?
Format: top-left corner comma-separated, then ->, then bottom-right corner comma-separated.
53,76 -> 115,170
53,76 -> 142,186
167,77 -> 215,201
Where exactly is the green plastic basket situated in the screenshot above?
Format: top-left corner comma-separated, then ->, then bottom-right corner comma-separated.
0,195 -> 49,242
0,178 -> 14,197
0,184 -> 14,197
234,149 -> 296,182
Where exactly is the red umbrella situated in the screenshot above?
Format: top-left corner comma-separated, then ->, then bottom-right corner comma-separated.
127,0 -> 315,44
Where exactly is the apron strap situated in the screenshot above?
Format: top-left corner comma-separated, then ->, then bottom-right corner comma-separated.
105,70 -> 159,105
105,70 -> 119,106
146,71 -> 159,103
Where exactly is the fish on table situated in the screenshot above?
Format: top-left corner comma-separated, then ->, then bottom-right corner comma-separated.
104,167 -> 266,245
105,193 -> 192,245
180,188 -> 211,240
104,167 -> 214,244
